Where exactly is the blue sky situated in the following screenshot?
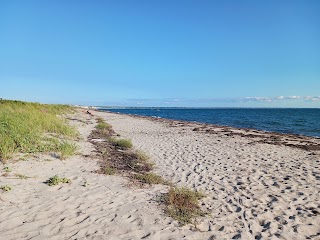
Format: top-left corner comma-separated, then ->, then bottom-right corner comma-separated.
0,0 -> 319,107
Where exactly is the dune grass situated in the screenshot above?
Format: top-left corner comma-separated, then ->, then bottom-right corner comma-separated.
94,117 -> 113,138
132,172 -> 166,185
110,138 -> 133,149
15,173 -> 29,179
96,118 -> 112,132
0,99 -> 77,162
103,166 -> 116,175
58,141 -> 78,160
162,187 -> 207,225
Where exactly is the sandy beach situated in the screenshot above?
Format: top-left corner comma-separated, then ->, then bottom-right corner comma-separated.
1,109 -> 319,240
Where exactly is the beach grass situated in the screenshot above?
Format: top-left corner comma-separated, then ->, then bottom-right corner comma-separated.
135,150 -> 150,162
58,141 -> 78,160
94,117 -> 113,138
110,138 -> 133,149
103,166 -> 116,175
162,187 -> 207,225
15,173 -> 29,179
132,172 -> 165,185
0,99 -> 77,162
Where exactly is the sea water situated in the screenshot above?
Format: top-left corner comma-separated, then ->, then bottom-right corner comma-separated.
100,108 -> 320,138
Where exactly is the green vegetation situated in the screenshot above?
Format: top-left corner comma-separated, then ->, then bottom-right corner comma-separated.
0,99 -> 77,162
133,172 -> 165,185
15,173 -> 29,179
135,150 -> 150,162
0,185 -> 12,192
90,118 -> 206,226
103,166 -> 116,175
110,138 -> 133,149
45,175 -> 71,186
94,117 -> 113,138
96,120 -> 112,134
58,141 -> 78,159
96,121 -> 111,130
3,166 -> 12,173
161,187 -> 207,225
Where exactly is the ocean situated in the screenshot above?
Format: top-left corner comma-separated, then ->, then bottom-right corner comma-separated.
99,108 -> 320,138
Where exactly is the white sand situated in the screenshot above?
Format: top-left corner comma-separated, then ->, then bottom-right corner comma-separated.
1,110 -> 319,240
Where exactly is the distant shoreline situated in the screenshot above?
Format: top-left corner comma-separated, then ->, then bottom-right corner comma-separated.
97,108 -> 320,139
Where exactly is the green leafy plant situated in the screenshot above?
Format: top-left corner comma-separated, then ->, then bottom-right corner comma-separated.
45,175 -> 71,186
0,185 -> 12,192
3,166 -> 12,173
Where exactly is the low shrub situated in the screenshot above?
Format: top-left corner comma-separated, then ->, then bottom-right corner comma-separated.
45,175 -> 71,186
0,185 -> 12,192
161,187 -> 206,225
110,138 -> 133,149
104,166 -> 116,175
3,166 -> 12,173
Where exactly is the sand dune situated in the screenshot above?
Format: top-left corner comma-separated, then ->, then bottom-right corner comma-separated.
1,110 -> 319,240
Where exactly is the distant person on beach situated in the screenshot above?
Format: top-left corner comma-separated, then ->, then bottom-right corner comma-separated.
86,110 -> 93,115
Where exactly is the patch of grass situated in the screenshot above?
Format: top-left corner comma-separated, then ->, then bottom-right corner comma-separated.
45,175 -> 71,186
94,118 -> 113,137
3,166 -> 12,173
96,121 -> 112,130
101,149 -> 109,157
0,185 -> 12,192
104,166 -> 116,175
0,138 -> 15,162
0,99 -> 78,162
135,150 -> 149,161
135,151 -> 154,171
161,187 -> 207,225
58,141 -> 78,159
133,172 -> 165,185
96,117 -> 105,123
15,173 -> 29,179
110,138 -> 133,149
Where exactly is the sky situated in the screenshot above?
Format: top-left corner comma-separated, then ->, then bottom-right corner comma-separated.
0,0 -> 319,107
